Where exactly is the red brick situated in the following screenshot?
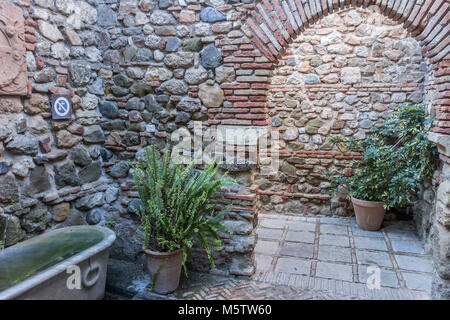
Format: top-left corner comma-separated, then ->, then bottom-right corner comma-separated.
435,99 -> 450,106
25,26 -> 35,34
227,96 -> 248,101
303,0 -> 313,22
234,51 -> 261,57
435,121 -> 450,128
221,108 -> 249,113
251,36 -> 276,63
252,120 -> 268,126
235,102 -> 265,108
49,86 -> 70,95
241,63 -> 273,69
322,0 -> 329,14
435,68 -> 450,77
250,96 -> 267,102
57,75 -> 67,87
251,9 -> 264,25
25,19 -> 37,27
224,56 -> 254,63
27,81 -> 32,98
224,194 -> 256,201
433,127 -> 450,134
250,108 -> 266,113
295,0 -> 309,25
236,114 -> 267,120
272,0 -> 287,21
262,0 -> 274,11
220,83 -> 250,89
56,67 -> 68,74
436,113 -> 450,120
246,18 -> 269,44
240,44 -> 255,50
251,83 -> 268,89
25,34 -> 37,43
215,113 -> 236,119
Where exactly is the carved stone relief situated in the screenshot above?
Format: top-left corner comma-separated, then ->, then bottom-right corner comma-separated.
0,1 -> 27,96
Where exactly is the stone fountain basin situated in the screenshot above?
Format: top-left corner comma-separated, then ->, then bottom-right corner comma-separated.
0,226 -> 116,300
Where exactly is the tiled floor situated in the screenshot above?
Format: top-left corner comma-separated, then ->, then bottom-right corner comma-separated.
253,214 -> 433,297
106,214 -> 434,301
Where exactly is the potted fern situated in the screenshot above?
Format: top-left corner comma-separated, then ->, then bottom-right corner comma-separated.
131,146 -> 235,294
326,104 -> 438,230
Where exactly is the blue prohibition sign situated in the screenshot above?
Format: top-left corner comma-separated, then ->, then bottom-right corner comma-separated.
54,97 -> 70,117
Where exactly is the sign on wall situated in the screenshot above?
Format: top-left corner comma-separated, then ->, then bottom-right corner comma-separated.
51,94 -> 72,120
0,1 -> 27,96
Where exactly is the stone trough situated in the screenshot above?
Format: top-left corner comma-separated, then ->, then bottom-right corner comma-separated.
0,226 -> 115,300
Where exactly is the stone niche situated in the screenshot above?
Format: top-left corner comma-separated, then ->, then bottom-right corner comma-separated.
0,1 -> 27,96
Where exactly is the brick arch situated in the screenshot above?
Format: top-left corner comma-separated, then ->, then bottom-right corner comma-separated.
243,0 -> 449,64
213,0 -> 449,138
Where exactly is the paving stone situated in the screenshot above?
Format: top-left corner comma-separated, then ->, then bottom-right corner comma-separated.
261,214 -> 289,221
255,240 -> 279,255
280,242 -> 314,259
255,254 -> 273,272
256,228 -> 283,240
260,218 -> 286,229
390,240 -> 425,254
291,216 -> 318,223
320,224 -> 348,235
318,246 -> 352,263
395,255 -> 434,273
320,217 -> 351,225
252,214 -> 431,299
357,265 -> 400,288
356,250 -> 393,268
402,272 -> 432,292
315,262 -> 353,282
351,226 -> 384,238
385,230 -> 419,241
354,236 -> 387,251
275,257 -> 311,275
320,234 -> 350,247
287,221 -> 316,232
285,231 -> 315,244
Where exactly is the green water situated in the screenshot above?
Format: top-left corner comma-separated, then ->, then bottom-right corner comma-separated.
0,229 -> 104,292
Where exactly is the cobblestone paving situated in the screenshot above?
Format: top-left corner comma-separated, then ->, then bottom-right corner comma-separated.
132,275 -> 360,300
253,214 -> 433,299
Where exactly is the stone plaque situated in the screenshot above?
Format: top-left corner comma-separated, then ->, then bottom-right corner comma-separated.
51,94 -> 72,119
0,2 -> 27,96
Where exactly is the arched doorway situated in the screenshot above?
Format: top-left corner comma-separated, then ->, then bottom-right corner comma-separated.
250,5 -> 434,296
255,6 -> 426,217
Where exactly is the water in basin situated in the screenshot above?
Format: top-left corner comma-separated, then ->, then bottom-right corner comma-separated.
0,228 -> 104,292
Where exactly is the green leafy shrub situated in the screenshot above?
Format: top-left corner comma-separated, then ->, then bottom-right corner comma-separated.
131,146 -> 236,273
325,104 -> 438,209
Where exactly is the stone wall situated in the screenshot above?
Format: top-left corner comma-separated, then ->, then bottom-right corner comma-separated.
0,0 -> 448,297
255,7 -> 426,217
0,0 -> 259,277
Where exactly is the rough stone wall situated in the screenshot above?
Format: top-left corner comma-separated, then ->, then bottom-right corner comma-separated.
0,0 -> 448,294
255,7 -> 426,217
414,64 -> 450,300
0,0 -> 258,277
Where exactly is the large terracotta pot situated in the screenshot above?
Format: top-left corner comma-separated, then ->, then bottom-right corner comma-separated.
143,247 -> 183,294
351,197 -> 386,231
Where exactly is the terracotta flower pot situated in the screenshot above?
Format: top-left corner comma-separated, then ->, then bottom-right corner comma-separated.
143,247 -> 183,294
351,197 -> 386,231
